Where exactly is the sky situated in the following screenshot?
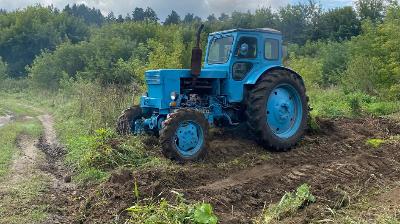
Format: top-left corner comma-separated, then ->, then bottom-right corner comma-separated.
0,0 -> 354,20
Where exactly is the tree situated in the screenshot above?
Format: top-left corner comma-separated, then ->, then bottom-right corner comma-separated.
63,4 -> 105,25
106,12 -> 116,22
230,11 -> 253,27
183,13 -> 195,24
0,6 -> 89,76
164,10 -> 181,25
254,7 -> 278,28
144,7 -> 158,22
218,13 -> 229,21
116,15 -> 124,23
356,0 -> 386,22
317,7 -> 361,41
132,7 -> 145,21
207,14 -> 217,23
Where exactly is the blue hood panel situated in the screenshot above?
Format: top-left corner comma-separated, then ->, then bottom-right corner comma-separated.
145,69 -> 227,79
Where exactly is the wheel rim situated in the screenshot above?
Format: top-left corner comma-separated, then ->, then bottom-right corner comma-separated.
266,84 -> 303,139
174,120 -> 204,157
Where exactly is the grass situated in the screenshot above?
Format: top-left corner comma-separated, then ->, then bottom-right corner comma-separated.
0,99 -> 46,223
366,138 -> 386,148
0,174 -> 49,224
308,87 -> 400,118
254,183 -> 316,224
319,184 -> 400,224
0,92 -> 42,117
0,119 -> 42,177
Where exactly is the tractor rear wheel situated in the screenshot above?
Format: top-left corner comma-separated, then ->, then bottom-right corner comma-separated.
246,71 -> 308,150
116,106 -> 143,135
160,109 -> 209,162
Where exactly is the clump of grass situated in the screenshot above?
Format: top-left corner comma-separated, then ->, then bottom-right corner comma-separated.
64,127 -> 169,183
255,183 -> 316,224
366,138 -> 385,148
126,191 -> 218,224
307,114 -> 321,133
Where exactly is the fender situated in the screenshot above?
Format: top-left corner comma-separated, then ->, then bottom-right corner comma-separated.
245,65 -> 304,85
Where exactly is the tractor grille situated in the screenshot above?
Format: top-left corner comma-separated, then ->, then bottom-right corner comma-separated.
146,73 -> 161,84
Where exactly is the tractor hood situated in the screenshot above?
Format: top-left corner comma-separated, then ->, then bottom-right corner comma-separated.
145,69 -> 227,81
141,69 -> 227,112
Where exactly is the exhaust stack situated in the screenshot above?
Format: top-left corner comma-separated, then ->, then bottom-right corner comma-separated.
190,24 -> 204,77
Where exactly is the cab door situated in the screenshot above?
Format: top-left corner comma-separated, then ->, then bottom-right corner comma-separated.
227,35 -> 261,102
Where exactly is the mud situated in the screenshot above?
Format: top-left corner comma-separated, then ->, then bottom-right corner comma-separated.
35,114 -> 75,224
73,117 -> 400,223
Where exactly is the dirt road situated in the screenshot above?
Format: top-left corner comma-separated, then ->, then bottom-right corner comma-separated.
0,114 -> 73,224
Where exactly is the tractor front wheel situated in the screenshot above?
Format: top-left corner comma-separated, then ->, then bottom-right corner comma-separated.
116,106 -> 143,135
246,71 -> 308,150
160,109 -> 209,162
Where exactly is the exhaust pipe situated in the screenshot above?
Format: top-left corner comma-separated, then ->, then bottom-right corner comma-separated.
191,24 -> 204,77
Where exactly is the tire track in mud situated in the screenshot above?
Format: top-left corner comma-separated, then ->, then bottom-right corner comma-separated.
37,114 -> 75,224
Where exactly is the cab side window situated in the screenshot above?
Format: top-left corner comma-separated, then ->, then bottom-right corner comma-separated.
265,39 -> 279,60
236,37 -> 257,59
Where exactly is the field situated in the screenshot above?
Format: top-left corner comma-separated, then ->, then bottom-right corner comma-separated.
1,1 -> 400,223
0,93 -> 399,223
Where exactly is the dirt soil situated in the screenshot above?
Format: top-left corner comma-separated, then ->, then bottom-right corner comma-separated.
67,117 -> 400,223
4,113 -> 397,223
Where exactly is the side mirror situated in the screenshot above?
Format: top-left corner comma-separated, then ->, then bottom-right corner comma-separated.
239,43 -> 249,57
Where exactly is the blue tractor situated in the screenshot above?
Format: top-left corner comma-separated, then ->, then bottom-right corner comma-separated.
117,25 -> 309,162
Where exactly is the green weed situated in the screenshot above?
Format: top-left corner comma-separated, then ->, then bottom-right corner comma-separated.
255,183 -> 316,224
366,138 -> 386,148
126,191 -> 218,224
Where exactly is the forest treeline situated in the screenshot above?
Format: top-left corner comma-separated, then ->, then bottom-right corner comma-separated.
0,0 -> 399,102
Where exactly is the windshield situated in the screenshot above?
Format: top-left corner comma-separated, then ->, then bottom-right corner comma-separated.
207,36 -> 234,64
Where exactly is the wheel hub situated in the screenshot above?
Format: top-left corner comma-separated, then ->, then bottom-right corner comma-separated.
266,84 -> 302,138
176,122 -> 200,152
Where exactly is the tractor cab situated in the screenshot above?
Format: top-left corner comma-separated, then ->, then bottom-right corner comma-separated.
204,28 -> 284,102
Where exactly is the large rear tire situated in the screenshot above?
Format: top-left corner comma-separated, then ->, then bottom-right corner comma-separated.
116,106 -> 143,135
160,109 -> 209,162
246,70 -> 308,150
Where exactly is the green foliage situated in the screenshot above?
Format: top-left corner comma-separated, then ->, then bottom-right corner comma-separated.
63,4 -> 105,25
366,138 -> 385,148
317,6 -> 361,41
364,101 -> 400,116
0,57 -> 7,79
126,193 -> 218,224
193,203 -> 218,224
29,22 -> 187,88
255,183 -> 315,224
0,6 -> 89,76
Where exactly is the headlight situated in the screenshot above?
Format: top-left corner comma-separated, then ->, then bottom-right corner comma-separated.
170,92 -> 178,101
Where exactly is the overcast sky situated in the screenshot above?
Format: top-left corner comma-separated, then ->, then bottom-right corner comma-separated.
0,0 -> 354,20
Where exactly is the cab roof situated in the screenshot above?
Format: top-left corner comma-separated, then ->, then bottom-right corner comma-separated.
209,28 -> 281,36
